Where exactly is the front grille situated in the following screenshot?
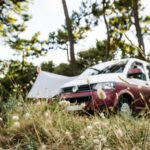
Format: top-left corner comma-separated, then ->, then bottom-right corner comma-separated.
63,85 -> 90,93
66,96 -> 91,103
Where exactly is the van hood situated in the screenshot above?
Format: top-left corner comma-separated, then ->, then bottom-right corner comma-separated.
61,73 -> 123,88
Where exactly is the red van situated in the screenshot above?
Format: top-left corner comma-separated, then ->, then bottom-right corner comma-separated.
60,58 -> 150,114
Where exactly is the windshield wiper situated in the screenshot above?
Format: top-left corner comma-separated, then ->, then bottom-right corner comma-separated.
90,68 -> 101,74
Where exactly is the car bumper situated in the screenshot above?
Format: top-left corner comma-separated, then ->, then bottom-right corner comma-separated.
61,89 -> 117,111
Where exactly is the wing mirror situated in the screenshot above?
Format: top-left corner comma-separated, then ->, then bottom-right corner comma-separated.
128,68 -> 142,75
128,68 -> 146,80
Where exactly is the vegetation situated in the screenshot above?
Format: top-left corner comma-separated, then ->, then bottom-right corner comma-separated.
0,98 -> 150,149
0,0 -> 150,148
0,0 -> 31,41
0,60 -> 37,101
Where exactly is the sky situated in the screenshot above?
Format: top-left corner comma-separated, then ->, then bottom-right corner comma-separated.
1,0 -> 150,66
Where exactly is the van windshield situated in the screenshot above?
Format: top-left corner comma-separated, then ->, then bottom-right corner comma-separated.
99,60 -> 128,74
79,60 -> 128,77
79,68 -> 100,78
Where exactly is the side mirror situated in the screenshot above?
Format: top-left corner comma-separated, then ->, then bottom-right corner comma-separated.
128,68 -> 143,75
128,68 -> 146,80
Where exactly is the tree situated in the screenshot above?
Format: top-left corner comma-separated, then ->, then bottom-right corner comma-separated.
133,0 -> 145,59
91,0 -> 135,58
41,61 -> 55,72
0,0 -> 47,66
111,0 -> 150,59
61,0 -> 78,75
54,63 -> 74,76
109,0 -> 150,59
102,0 -> 110,61
8,32 -> 47,73
77,41 -> 106,70
92,0 -> 111,61
83,0 -> 150,60
0,0 -> 31,43
47,1 -> 96,74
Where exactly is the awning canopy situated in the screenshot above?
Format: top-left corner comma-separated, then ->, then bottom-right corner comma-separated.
27,71 -> 76,99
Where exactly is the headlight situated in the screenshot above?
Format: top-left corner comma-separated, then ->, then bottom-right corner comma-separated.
91,82 -> 115,90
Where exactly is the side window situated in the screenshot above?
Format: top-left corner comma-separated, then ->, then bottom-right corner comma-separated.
127,62 -> 146,81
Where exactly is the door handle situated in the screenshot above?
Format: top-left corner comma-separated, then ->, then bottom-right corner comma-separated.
145,83 -> 149,86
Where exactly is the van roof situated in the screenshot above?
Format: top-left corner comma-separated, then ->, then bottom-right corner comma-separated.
91,58 -> 150,70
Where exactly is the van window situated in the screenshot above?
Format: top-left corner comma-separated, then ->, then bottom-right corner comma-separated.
127,62 -> 146,81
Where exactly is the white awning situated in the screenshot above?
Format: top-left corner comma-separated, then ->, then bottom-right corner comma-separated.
27,71 -> 76,99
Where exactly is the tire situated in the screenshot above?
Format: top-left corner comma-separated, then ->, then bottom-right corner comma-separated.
118,97 -> 132,115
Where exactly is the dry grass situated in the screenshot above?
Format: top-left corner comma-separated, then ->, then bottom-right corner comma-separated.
0,100 -> 150,150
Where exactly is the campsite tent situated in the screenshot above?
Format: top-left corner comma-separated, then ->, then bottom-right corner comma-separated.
27,71 -> 76,99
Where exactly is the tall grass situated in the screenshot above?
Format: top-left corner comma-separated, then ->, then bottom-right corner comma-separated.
0,98 -> 150,150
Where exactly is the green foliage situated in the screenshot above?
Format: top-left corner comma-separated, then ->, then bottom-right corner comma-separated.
41,61 -> 55,72
0,60 -> 37,101
0,0 -> 31,41
8,32 -> 47,58
77,39 -> 136,70
77,41 -> 106,70
114,0 -> 132,12
81,0 -> 150,59
48,29 -> 69,51
0,0 -> 47,62
40,61 -> 74,76
54,63 -> 74,76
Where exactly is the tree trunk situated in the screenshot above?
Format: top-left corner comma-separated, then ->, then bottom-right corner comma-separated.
102,0 -> 110,61
133,0 -> 145,59
22,50 -> 25,74
61,0 -> 78,75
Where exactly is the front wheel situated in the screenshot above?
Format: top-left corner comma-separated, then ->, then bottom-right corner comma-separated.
118,97 -> 132,115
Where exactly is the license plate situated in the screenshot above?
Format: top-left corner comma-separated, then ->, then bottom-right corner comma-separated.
66,105 -> 82,111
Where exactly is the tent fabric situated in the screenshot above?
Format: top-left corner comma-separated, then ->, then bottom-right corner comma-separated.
27,71 -> 76,99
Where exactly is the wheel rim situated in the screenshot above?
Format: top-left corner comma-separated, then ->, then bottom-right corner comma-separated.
120,102 -> 131,115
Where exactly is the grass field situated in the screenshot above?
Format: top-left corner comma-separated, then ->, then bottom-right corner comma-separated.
0,99 -> 150,150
